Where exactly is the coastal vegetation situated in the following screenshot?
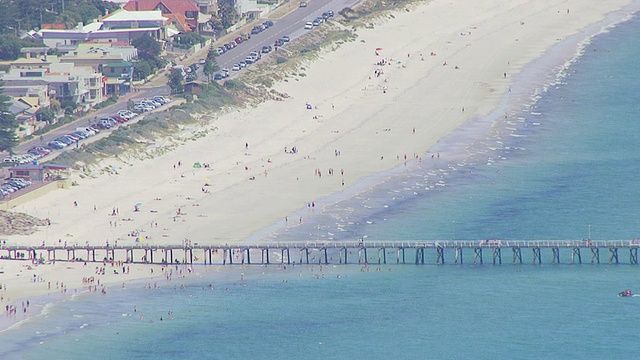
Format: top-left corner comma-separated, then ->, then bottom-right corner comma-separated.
48,0 -> 420,173
0,80 -> 18,152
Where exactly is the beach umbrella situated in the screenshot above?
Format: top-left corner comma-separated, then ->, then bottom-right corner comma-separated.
135,202 -> 142,206
375,47 -> 382,50
204,178 -> 211,183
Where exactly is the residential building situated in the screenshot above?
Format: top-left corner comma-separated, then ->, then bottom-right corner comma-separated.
2,60 -> 104,110
38,13 -> 167,49
102,61 -> 135,95
124,0 -> 211,33
8,98 -> 38,138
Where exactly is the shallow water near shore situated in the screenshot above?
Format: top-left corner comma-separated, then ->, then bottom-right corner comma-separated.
4,5 -> 640,358
3,264 -> 640,359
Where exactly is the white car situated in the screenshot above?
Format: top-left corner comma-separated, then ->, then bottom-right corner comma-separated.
232,64 -> 241,71
304,22 -> 313,29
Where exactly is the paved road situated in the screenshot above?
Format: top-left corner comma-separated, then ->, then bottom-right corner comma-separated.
209,0 -> 362,74
7,86 -> 170,157
5,0 -> 362,159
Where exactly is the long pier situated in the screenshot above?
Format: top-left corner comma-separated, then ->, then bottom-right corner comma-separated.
2,240 -> 640,266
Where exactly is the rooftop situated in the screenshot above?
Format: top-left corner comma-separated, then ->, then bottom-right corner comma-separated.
102,9 -> 168,22
124,0 -> 199,14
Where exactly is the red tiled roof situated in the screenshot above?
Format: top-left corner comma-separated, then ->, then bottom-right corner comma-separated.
124,0 -> 199,14
41,23 -> 66,30
166,14 -> 191,32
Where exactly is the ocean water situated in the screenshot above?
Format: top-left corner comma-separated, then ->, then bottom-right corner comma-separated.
4,6 -> 640,359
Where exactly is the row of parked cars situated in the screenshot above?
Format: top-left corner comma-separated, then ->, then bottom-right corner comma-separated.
214,35 -> 291,78
132,96 -> 171,113
0,178 -> 33,198
305,10 -> 335,29
3,146 -> 52,165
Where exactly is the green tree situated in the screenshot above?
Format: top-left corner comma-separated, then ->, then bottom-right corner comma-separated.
174,32 -> 205,48
0,35 -> 23,60
208,16 -> 223,32
36,107 -> 56,124
133,59 -> 153,81
132,34 -> 162,61
168,68 -> 184,94
203,59 -> 219,82
218,3 -> 239,29
0,81 -> 19,153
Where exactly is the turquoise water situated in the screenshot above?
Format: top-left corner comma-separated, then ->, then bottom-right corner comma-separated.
4,6 -> 640,359
4,265 -> 640,359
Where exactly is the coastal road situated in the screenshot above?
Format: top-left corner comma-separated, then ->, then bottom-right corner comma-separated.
4,0 -> 362,160
6,85 -> 170,158
207,0 -> 362,74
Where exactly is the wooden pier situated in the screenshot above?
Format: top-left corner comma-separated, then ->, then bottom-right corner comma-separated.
2,240 -> 640,266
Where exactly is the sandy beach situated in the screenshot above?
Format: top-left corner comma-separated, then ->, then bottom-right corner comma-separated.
1,0 -> 637,314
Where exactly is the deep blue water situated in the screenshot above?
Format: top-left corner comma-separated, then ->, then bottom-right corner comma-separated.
3,5 -> 640,359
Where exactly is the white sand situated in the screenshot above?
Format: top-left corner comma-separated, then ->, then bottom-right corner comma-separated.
1,0 -> 637,307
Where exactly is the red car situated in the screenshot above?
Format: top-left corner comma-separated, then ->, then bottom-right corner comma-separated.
113,116 -> 128,123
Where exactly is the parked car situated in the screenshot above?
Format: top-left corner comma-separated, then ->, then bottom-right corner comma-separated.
235,37 -> 244,44
48,140 -> 67,149
133,105 -> 150,112
262,45 -> 272,53
274,39 -> 284,47
280,35 -> 290,42
305,21 -> 313,29
238,61 -> 247,68
153,96 -> 169,104
214,73 -> 223,80
299,2 -> 307,7
264,20 -> 274,27
232,64 -> 241,71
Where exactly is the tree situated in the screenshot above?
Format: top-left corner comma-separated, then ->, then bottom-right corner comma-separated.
218,3 -> 239,29
133,60 -> 153,81
0,81 -> 19,153
203,59 -> 219,82
36,107 -> 56,124
132,34 -> 162,61
0,35 -> 23,60
174,32 -> 205,48
168,68 -> 184,94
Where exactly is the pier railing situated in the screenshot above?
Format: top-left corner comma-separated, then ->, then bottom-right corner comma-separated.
1,239 -> 640,265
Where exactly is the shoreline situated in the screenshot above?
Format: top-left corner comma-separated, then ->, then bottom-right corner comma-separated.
0,3 -> 638,332
251,0 -> 640,243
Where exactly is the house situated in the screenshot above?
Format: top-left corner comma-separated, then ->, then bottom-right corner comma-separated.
2,84 -> 51,110
184,80 -> 203,94
20,47 -> 49,60
102,61 -> 135,95
101,9 -> 170,33
124,0 -> 211,33
194,0 -> 218,14
38,16 -> 167,49
8,164 -> 70,181
1,60 -> 105,110
8,98 -> 38,138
